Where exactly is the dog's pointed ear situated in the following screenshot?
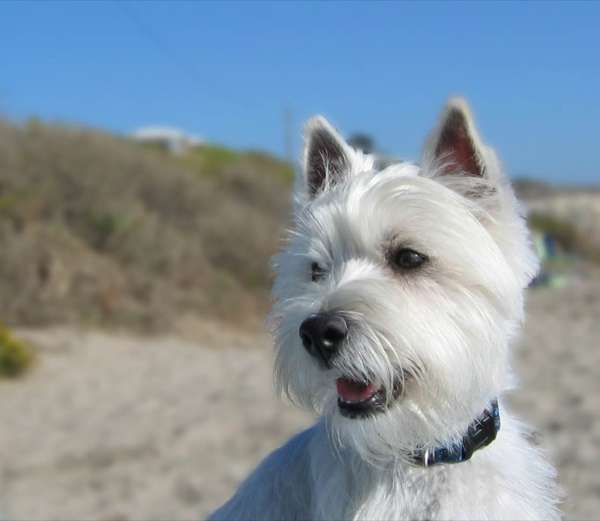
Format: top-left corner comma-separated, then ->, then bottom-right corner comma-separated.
302,116 -> 352,197
422,97 -> 489,180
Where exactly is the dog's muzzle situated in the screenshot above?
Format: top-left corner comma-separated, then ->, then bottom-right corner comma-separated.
299,312 -> 348,367
300,313 -> 408,419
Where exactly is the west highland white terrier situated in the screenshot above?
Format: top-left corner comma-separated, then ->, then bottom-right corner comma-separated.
209,98 -> 560,520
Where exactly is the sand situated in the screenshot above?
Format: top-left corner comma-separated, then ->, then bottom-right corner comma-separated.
0,278 -> 599,520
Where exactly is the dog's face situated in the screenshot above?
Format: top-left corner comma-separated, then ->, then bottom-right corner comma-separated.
270,99 -> 538,459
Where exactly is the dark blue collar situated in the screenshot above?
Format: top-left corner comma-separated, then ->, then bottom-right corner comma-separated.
412,400 -> 500,467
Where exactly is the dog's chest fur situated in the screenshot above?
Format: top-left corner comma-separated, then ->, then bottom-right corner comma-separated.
314,449 -> 449,520
210,419 -> 559,521
307,425 -> 485,521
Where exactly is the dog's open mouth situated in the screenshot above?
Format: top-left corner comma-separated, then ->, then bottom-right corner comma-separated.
336,377 -> 403,419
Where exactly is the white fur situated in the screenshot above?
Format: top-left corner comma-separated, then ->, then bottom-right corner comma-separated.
209,98 -> 560,520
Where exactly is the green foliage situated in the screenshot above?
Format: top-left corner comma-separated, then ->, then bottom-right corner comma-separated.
0,323 -> 34,377
82,210 -> 135,251
180,144 -> 294,182
187,144 -> 240,176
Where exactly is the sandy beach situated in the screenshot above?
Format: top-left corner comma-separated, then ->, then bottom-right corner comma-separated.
0,277 -> 599,520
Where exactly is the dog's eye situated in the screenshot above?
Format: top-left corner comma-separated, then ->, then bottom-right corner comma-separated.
391,248 -> 428,270
311,262 -> 326,282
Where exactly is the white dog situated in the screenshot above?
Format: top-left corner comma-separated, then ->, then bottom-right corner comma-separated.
209,98 -> 560,520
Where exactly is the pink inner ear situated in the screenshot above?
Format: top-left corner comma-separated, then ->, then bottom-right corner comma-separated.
436,119 -> 481,177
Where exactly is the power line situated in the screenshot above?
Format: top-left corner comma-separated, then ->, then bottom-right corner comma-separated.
113,1 -> 291,158
113,0 -> 207,89
114,1 -> 268,113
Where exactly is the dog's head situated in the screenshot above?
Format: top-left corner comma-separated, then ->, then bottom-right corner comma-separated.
269,98 -> 538,461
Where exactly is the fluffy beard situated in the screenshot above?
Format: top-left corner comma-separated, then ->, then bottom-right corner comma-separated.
271,271 -> 518,465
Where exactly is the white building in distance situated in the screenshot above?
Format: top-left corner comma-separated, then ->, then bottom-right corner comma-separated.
131,126 -> 203,155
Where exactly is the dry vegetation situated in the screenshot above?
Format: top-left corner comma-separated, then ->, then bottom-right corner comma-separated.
0,118 -> 293,331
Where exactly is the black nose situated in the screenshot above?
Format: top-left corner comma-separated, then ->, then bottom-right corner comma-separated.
299,313 -> 348,367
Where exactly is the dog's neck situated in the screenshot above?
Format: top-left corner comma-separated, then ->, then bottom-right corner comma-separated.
411,400 -> 501,467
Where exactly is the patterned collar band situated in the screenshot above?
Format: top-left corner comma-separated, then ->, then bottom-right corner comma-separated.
412,400 -> 500,467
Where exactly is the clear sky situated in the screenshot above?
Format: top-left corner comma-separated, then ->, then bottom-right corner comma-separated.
2,1 -> 599,184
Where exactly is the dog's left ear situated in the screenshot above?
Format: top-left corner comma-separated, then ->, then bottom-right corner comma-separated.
302,116 -> 353,198
422,97 -> 496,185
422,99 -> 537,288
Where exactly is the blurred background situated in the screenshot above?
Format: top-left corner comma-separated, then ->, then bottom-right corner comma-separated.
0,2 -> 598,520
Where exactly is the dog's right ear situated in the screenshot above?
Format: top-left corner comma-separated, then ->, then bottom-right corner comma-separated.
302,116 -> 352,198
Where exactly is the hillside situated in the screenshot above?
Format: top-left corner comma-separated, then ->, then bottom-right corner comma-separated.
0,119 -> 293,332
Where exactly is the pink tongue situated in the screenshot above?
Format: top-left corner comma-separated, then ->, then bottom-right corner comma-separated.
336,378 -> 377,403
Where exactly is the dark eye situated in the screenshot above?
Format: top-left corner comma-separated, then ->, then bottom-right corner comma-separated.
311,262 -> 326,282
391,248 -> 428,270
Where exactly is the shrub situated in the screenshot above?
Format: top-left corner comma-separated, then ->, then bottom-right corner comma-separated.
0,323 -> 34,377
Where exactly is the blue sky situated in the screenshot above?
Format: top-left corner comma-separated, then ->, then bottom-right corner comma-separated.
2,1 -> 599,183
